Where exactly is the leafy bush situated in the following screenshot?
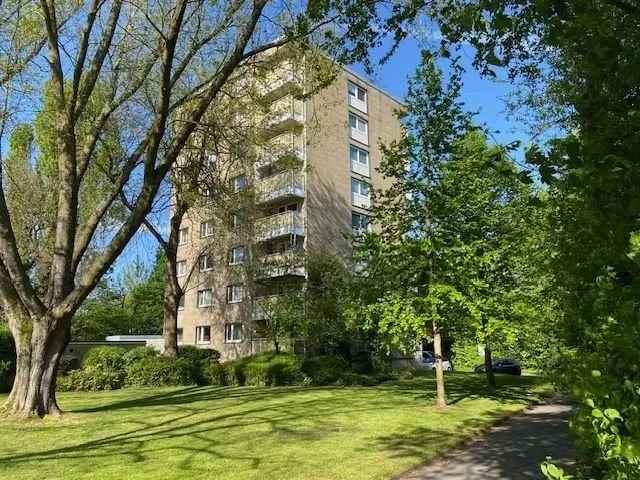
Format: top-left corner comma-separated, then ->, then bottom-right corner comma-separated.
57,365 -> 125,391
204,352 -> 303,387
123,346 -> 158,366
0,360 -> 13,392
301,355 -> 349,385
0,325 -> 15,393
451,340 -> 483,371
83,346 -> 126,371
178,345 -> 221,364
242,352 -> 303,386
125,356 -> 197,387
202,362 -> 227,386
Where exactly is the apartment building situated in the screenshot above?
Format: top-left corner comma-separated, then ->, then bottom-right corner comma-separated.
175,53 -> 403,360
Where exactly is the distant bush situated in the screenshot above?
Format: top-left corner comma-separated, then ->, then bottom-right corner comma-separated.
178,345 -> 220,364
0,325 -> 15,393
301,355 -> 349,385
57,365 -> 125,391
123,346 -> 158,366
0,360 -> 13,392
125,356 -> 197,387
203,352 -> 303,387
83,346 -> 127,371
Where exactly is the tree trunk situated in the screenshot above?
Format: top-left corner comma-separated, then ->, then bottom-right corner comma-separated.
162,265 -> 180,358
484,343 -> 496,389
432,319 -> 447,409
3,314 -> 69,417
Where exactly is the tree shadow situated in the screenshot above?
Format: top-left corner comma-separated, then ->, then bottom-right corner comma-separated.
381,404 -> 575,480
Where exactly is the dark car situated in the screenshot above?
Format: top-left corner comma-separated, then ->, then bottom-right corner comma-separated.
474,358 -> 522,376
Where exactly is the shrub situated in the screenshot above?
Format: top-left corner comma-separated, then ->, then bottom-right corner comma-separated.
57,365 -> 125,391
123,346 -> 158,366
301,355 -> 349,385
179,345 -> 221,364
202,362 -> 227,386
0,325 -> 15,393
242,352 -> 303,386
83,346 -> 126,371
125,356 -> 197,387
0,360 -> 13,392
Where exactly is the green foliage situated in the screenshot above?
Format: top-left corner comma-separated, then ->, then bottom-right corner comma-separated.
214,353 -> 304,387
72,250 -> 166,341
0,360 -> 14,393
301,355 -> 349,385
82,346 -> 127,371
178,345 -> 221,364
451,340 -> 483,371
123,347 -> 159,366
57,366 -> 125,392
125,356 -> 198,388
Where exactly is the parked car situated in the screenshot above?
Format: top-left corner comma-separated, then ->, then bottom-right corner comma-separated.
421,351 -> 454,371
474,358 -> 521,376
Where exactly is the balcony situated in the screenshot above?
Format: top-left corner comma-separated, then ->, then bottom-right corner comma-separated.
255,210 -> 304,242
262,97 -> 304,138
258,63 -> 303,100
351,158 -> 370,177
349,125 -> 368,145
256,170 -> 305,205
257,251 -> 305,279
352,192 -> 371,209
256,133 -> 305,170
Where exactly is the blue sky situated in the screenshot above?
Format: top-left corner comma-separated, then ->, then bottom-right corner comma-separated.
351,36 -> 531,163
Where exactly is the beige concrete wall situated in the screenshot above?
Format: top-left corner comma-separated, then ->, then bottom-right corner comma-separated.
176,61 -> 403,360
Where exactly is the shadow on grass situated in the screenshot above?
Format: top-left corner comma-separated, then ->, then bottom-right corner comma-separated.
0,374 -> 548,473
382,404 -> 575,480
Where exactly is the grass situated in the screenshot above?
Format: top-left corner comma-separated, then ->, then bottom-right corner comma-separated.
0,373 -> 550,480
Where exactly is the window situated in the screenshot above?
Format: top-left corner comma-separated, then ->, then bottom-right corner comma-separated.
224,323 -> 243,343
348,82 -> 368,113
229,246 -> 247,265
197,289 -> 213,307
348,113 -> 368,144
178,227 -> 189,245
231,210 -> 247,228
196,326 -> 211,344
199,254 -> 213,272
200,220 -> 214,238
176,260 -> 187,277
226,285 -> 244,304
232,175 -> 247,192
177,328 -> 183,343
351,178 -> 371,209
350,145 -> 370,176
178,295 -> 185,310
352,212 -> 372,236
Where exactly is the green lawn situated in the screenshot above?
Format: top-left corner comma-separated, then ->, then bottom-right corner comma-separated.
0,373 -> 550,480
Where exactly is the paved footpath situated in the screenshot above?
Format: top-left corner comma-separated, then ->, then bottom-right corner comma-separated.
395,402 -> 575,480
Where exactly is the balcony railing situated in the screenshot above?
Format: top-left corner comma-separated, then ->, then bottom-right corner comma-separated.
262,97 -> 304,137
352,192 -> 371,209
255,210 -> 304,242
256,170 -> 305,204
257,251 -> 306,279
258,64 -> 302,99
351,159 -> 370,177
256,133 -> 305,170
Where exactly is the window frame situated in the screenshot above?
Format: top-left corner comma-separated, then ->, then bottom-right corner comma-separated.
195,325 -> 211,345
199,254 -> 213,272
347,81 -> 368,113
199,220 -> 214,238
349,145 -> 370,176
226,284 -> 244,304
176,260 -> 188,277
178,227 -> 189,245
224,323 -> 243,343
197,288 -> 213,308
228,246 -> 247,265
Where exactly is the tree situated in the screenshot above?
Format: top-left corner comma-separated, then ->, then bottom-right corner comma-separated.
0,0 -> 365,417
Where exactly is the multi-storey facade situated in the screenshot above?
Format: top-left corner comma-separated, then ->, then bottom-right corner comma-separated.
176,53 -> 403,360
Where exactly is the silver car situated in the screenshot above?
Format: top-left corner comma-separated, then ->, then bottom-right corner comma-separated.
420,351 -> 454,371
